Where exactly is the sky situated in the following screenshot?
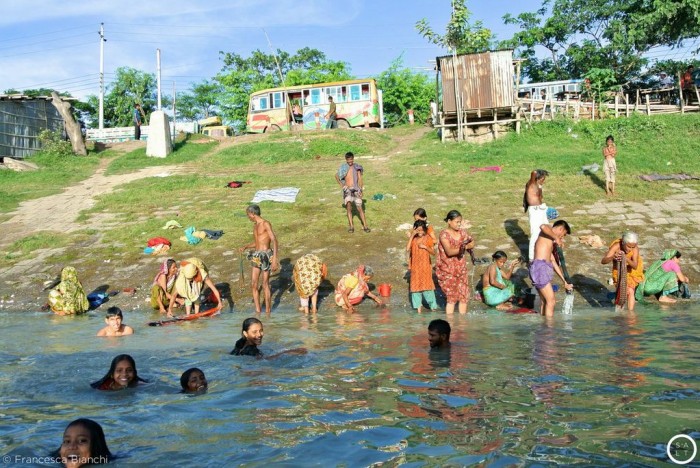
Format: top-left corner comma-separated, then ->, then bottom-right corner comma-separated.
0,0 -> 545,100
1,0 -> 696,101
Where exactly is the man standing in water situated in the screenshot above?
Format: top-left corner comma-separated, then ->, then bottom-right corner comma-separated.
240,205 -> 279,314
428,319 -> 451,349
529,220 -> 573,317
335,152 -> 370,233
524,169 -> 550,262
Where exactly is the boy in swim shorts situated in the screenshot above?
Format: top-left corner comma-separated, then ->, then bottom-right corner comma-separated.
529,220 -> 573,317
240,204 -> 279,314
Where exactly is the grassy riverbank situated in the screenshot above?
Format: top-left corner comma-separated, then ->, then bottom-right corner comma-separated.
1,114 -> 699,310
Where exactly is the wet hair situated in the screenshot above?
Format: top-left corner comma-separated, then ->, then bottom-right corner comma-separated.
180,367 -> 205,392
553,219 -> 571,234
231,317 -> 264,356
534,169 -> 549,180
492,250 -> 508,261
363,265 -> 374,276
606,135 -> 615,143
246,204 -> 261,216
428,319 -> 451,339
413,208 -> 427,218
54,418 -> 112,463
444,210 -> 462,222
413,220 -> 427,231
105,307 -> 123,319
345,151 -> 354,159
674,251 -> 682,259
622,231 -> 638,244
90,354 -> 146,389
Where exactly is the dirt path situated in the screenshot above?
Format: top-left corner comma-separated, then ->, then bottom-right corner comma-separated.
0,158 -> 188,247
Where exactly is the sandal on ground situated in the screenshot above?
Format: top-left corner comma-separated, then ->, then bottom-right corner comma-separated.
363,227 -> 371,233
348,227 -> 355,233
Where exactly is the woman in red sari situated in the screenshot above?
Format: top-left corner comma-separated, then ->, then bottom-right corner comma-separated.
436,210 -> 475,314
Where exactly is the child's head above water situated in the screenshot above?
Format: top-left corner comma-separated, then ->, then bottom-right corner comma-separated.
180,367 -> 208,393
91,354 -> 144,390
57,418 -> 112,467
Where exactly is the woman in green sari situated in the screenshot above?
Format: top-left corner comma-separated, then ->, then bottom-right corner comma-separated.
48,266 -> 89,315
635,250 -> 690,303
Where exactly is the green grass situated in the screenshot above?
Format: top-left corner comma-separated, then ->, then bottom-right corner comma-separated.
4,232 -> 70,260
104,135 -> 219,175
5,114 -> 700,269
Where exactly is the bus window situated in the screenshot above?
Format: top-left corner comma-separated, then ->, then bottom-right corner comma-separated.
310,89 -> 321,105
255,96 -> 269,110
361,84 -> 369,100
349,85 -> 361,101
338,86 -> 348,102
273,92 -> 285,109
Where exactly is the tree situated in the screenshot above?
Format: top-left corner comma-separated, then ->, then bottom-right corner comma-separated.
177,80 -> 222,122
215,47 -> 353,131
416,0 -> 493,54
374,56 -> 434,125
502,0 -> 700,85
84,67 -> 167,127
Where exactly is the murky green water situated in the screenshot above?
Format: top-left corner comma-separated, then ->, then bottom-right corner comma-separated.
1,300 -> 699,466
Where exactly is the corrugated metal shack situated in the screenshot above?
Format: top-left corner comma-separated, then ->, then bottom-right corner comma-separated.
0,95 -> 66,159
436,50 -> 520,142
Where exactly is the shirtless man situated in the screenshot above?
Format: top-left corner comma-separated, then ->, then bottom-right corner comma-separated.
524,169 -> 550,262
335,152 -> 370,233
240,204 -> 279,314
529,220 -> 573,317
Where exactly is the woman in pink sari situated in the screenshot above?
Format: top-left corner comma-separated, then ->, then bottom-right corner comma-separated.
436,210 -> 475,314
334,265 -> 383,313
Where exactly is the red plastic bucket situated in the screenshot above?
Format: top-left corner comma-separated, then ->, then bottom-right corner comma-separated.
378,283 -> 392,297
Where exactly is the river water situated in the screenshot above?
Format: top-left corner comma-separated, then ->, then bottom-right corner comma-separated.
1,299 -> 699,467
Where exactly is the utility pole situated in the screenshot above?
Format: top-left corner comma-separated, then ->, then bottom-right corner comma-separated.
98,23 -> 106,130
172,81 -> 176,140
156,48 -> 162,110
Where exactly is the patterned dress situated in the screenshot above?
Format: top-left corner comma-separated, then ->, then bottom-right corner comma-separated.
436,229 -> 470,303
293,254 -> 324,298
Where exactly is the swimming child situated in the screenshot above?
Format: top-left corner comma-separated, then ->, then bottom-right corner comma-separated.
90,354 -> 146,391
230,317 -> 307,358
96,307 -> 134,337
55,418 -> 112,467
406,220 -> 438,313
481,251 -> 521,310
180,367 -> 208,393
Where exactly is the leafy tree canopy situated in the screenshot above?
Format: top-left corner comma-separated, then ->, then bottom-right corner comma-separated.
501,0 -> 700,84
416,0 -> 493,54
176,80 -> 222,122
215,47 -> 352,131
374,55 -> 434,125
84,66 -> 168,127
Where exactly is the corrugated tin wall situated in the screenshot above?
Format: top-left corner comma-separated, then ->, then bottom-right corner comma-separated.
439,50 -> 515,114
0,99 -> 64,158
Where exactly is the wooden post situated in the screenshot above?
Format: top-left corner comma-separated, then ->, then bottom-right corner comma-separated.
574,100 -> 580,120
592,100 -> 595,121
636,89 -> 640,107
565,95 -> 570,116
614,95 -> 619,118
694,85 -> 700,110
678,71 -> 685,114
624,94 -> 630,117
645,94 -> 650,115
530,98 -> 534,122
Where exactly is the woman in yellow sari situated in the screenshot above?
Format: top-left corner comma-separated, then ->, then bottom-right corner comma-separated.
47,266 -> 89,315
601,232 -> 644,311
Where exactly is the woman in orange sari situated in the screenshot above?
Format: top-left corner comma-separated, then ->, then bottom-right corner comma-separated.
601,231 -> 644,311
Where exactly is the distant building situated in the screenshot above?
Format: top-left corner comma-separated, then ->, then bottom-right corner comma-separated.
0,94 -> 66,159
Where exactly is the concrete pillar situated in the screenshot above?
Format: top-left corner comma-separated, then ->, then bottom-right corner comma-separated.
146,110 -> 172,158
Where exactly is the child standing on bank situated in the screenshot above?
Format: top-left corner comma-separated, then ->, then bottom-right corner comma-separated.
603,135 -> 617,196
406,220 -> 438,313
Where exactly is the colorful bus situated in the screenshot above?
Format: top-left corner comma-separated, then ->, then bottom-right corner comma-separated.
246,79 -> 382,133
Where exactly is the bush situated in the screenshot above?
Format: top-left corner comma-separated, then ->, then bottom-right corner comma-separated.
38,130 -> 73,157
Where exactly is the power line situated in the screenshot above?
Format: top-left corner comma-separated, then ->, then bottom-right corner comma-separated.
0,41 -> 94,59
0,32 -> 94,51
0,25 -> 93,44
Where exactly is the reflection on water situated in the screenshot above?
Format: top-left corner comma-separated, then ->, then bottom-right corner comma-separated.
1,304 -> 699,466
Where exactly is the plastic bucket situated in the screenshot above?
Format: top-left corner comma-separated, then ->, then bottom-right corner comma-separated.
378,283 -> 392,297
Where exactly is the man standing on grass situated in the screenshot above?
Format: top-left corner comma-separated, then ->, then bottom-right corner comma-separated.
335,152 -> 370,233
133,103 -> 143,140
524,169 -> 549,262
325,96 -> 337,129
240,204 -> 279,314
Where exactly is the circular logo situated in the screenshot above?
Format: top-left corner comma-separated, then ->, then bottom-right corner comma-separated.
667,434 -> 697,465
